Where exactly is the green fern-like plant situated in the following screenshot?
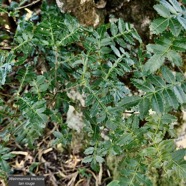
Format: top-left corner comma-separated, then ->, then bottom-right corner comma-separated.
0,0 -> 186,185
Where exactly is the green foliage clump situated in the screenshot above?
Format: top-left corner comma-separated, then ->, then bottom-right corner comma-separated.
0,0 -> 186,185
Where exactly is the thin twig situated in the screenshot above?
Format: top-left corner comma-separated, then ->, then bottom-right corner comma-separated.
0,92 -> 12,98
0,46 -> 11,50
15,0 -> 41,10
98,163 -> 103,185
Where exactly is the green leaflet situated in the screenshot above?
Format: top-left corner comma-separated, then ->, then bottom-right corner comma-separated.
111,22 -> 119,36
84,147 -> 94,155
141,147 -> 157,157
95,155 -> 105,163
118,18 -> 126,33
169,19 -> 182,36
161,114 -> 177,124
82,156 -> 93,163
177,16 -> 186,29
139,98 -> 150,119
144,54 -> 165,73
117,133 -> 133,146
118,96 -> 141,109
167,50 -> 182,66
147,43 -> 169,54
172,149 -> 186,162
152,93 -> 164,114
0,145 -> 14,173
148,75 -> 166,87
150,18 -> 169,34
173,37 -> 186,51
168,0 -> 183,12
111,45 -> 121,57
175,163 -> 186,179
0,53 -> 14,86
132,79 -> 155,92
150,0 -> 186,36
107,180 -> 120,186
163,88 -> 179,109
173,85 -> 186,104
154,4 -> 170,18
161,66 -> 175,83
160,1 -> 177,14
158,139 -> 176,153
100,38 -> 112,46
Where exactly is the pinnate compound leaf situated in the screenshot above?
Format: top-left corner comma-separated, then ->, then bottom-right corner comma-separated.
17,98 -> 48,124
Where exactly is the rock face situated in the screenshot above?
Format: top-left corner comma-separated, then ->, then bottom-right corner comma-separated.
56,0 -> 106,27
56,0 -> 156,41
107,0 -> 156,42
